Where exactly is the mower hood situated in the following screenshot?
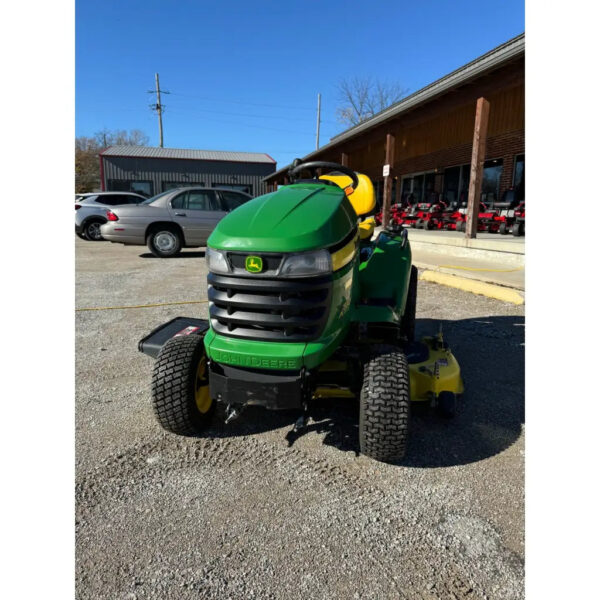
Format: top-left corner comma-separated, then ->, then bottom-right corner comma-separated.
208,183 -> 357,253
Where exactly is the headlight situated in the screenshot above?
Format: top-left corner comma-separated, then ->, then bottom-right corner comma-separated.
279,249 -> 332,278
206,247 -> 230,274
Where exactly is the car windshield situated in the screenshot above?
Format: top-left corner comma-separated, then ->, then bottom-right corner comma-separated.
140,190 -> 171,205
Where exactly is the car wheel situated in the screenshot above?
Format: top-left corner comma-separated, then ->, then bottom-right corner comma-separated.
147,228 -> 182,257
84,220 -> 104,241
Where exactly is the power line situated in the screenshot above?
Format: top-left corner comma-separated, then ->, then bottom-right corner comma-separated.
165,103 -> 337,125
164,109 -> 335,137
168,91 -> 314,112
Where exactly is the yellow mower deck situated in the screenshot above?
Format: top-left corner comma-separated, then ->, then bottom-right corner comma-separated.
312,334 -> 463,402
408,335 -> 464,402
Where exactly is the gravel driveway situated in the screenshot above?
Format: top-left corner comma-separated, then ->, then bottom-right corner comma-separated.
76,239 -> 525,600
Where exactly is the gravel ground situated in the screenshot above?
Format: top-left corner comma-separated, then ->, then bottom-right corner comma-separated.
75,238 -> 525,600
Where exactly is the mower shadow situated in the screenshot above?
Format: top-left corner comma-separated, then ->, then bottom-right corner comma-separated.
200,315 -> 524,468
138,250 -> 206,259
312,315 -> 525,468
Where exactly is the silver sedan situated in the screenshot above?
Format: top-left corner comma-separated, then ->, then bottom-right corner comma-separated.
100,187 -> 252,257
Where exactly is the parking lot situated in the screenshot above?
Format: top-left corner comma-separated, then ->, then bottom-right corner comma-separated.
76,238 -> 525,600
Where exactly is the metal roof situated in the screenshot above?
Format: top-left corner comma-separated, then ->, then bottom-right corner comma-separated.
101,145 -> 276,164
265,33 -> 524,181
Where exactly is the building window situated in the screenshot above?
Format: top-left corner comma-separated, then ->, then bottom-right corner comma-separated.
373,179 -> 397,210
443,165 -> 470,206
513,154 -> 525,201
481,159 -> 503,204
107,179 -> 153,197
400,171 -> 437,204
162,181 -> 204,192
214,183 -> 253,195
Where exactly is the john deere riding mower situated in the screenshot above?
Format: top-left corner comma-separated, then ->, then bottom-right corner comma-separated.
139,161 -> 463,463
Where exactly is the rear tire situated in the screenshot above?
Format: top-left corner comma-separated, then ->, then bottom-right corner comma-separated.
359,345 -> 410,463
400,266 -> 417,342
147,228 -> 182,257
83,220 -> 104,241
512,222 -> 524,237
151,335 -> 214,435
499,222 -> 508,235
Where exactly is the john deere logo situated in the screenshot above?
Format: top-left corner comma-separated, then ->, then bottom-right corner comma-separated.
245,256 -> 263,273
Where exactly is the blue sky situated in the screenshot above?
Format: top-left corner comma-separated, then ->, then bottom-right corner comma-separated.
76,0 -> 524,167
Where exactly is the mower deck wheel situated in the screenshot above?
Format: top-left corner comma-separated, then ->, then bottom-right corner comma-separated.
359,344 -> 410,463
151,334 -> 214,435
437,391 -> 457,418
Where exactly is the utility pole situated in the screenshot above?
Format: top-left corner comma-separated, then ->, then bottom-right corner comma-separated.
149,73 -> 169,147
315,93 -> 321,150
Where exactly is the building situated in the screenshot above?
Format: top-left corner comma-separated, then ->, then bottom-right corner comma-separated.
265,34 -> 524,211
99,146 -> 277,197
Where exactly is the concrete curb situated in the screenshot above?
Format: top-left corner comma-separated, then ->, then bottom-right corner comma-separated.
413,260 -> 524,291
419,270 -> 525,305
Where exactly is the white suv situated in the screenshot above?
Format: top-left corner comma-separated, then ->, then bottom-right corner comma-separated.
75,192 -> 147,240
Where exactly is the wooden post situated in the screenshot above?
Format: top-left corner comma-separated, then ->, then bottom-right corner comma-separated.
341,152 -> 348,167
382,134 -> 395,228
466,97 -> 490,238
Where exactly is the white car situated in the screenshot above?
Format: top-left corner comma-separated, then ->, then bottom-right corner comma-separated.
75,192 -> 147,240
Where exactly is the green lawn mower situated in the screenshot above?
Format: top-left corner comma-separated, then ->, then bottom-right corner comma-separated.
139,161 -> 463,463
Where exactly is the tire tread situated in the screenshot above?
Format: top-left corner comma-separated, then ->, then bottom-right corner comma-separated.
359,344 -> 410,462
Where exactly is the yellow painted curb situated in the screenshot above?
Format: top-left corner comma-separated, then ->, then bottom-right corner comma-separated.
419,270 -> 524,305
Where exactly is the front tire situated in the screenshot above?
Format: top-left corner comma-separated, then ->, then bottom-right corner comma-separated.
151,335 -> 214,435
359,345 -> 410,462
147,228 -> 182,257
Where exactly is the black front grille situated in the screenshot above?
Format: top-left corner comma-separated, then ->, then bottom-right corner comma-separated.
208,272 -> 332,342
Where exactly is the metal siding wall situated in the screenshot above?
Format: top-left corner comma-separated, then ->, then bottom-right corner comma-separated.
102,157 -> 276,196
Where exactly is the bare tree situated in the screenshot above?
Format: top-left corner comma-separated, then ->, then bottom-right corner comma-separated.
93,128 -> 149,148
75,129 -> 149,192
336,77 -> 409,126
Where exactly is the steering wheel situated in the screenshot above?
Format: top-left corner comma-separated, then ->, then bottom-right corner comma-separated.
288,160 -> 360,190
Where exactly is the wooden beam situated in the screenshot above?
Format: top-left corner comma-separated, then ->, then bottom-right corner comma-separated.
382,133 -> 395,228
466,97 -> 490,239
341,152 -> 348,167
